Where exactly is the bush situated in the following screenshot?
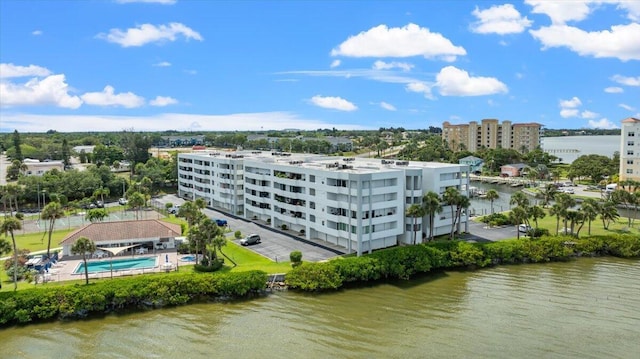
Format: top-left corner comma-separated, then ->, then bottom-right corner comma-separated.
234,230 -> 242,239
281,224 -> 288,230
0,270 -> 268,325
285,262 -> 342,291
290,251 -> 303,267
480,213 -> 510,226
194,259 -> 224,272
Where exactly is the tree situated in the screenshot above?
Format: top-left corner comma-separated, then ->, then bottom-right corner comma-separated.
86,208 -> 109,222
188,218 -> 222,266
1,216 -> 23,290
126,192 -> 145,220
540,184 -> 558,208
485,189 -> 499,214
599,201 -> 619,230
71,236 -> 96,285
12,130 -> 23,161
61,138 -> 71,167
570,154 -> 615,183
422,191 -> 442,242
528,205 -> 546,232
442,187 -> 469,240
554,193 -> 576,234
509,191 -> 530,208
509,206 -> 529,240
178,200 -> 206,229
41,202 -> 64,261
405,204 -> 425,245
549,202 -> 564,236
93,187 -> 110,204
121,130 -> 152,177
0,238 -> 11,289
579,198 -> 600,236
610,190 -> 634,227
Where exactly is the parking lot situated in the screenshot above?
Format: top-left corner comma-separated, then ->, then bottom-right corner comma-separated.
153,195 -> 344,262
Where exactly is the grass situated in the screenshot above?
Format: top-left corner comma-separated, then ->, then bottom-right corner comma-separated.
220,241 -> 292,273
1,228 -> 73,253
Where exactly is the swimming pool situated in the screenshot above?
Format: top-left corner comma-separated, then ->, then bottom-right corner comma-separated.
74,256 -> 158,274
180,255 -> 196,262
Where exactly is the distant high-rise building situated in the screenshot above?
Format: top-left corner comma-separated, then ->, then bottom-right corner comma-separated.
620,117 -> 640,182
442,119 -> 543,152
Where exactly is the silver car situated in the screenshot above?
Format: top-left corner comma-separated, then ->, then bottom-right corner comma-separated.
240,234 -> 261,246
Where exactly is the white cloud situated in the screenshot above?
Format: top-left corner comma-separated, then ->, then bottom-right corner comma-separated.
0,112 -> 371,132
529,23 -> 640,61
372,60 -> 413,71
604,86 -> 623,93
405,81 -> 434,99
331,23 -> 466,61
617,1 -> 640,21
32,30 -> 42,36
379,102 -> 396,111
581,110 -> 599,119
560,109 -> 579,118
587,118 -> 619,129
115,0 -> 176,4
80,86 -> 145,108
611,74 -> 640,86
0,74 -> 82,109
620,103 -> 636,111
98,22 -> 203,47
310,95 -> 357,111
470,4 -> 532,34
330,60 -> 341,68
435,66 -> 508,96
153,61 -> 172,67
149,95 -> 178,106
525,0 -> 592,24
560,96 -> 582,108
0,63 -> 52,78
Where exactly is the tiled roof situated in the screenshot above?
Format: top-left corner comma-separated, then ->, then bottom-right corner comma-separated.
60,220 -> 181,245
622,117 -> 640,123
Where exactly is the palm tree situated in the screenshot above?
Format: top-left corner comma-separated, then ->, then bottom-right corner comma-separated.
599,201 -> 619,230
212,233 -> 237,267
442,187 -> 461,240
528,205 -> 546,233
579,198 -> 600,236
93,187 -> 110,204
540,184 -> 558,208
509,206 -> 528,240
405,204 -> 425,245
485,189 -> 499,214
422,191 -> 442,243
126,192 -> 145,220
178,200 -> 206,229
71,236 -> 96,285
188,218 -> 222,266
41,201 -> 64,261
554,193 -> 576,234
0,238 -> 12,289
510,191 -> 530,208
565,210 -> 583,237
611,190 -> 633,227
549,202 -> 564,236
1,216 -> 23,290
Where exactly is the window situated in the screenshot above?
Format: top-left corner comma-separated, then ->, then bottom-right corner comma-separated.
628,141 -> 635,146
629,132 -> 635,137
627,169 -> 633,174
628,160 -> 634,165
628,150 -> 634,156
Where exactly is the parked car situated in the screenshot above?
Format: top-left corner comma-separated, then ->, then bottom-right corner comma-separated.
214,218 -> 228,226
240,234 -> 261,246
118,198 -> 128,205
562,188 -> 575,194
95,200 -> 104,208
168,205 -> 181,214
518,224 -> 532,233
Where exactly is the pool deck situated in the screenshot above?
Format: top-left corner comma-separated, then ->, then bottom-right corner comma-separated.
40,251 -> 189,283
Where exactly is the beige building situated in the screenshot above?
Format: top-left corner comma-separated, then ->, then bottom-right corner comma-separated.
442,119 -> 543,152
22,159 -> 65,176
620,117 -> 640,182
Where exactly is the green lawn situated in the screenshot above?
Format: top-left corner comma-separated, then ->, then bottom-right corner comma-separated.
1,228 -> 73,253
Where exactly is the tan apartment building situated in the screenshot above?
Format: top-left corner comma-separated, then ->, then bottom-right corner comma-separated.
620,117 -> 640,182
442,119 -> 543,152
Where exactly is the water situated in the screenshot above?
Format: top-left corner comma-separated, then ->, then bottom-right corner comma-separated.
2,258 -> 639,358
468,182 -> 521,216
74,256 -> 158,274
542,135 -> 620,164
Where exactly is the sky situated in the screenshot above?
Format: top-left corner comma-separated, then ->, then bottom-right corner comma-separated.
0,0 -> 638,133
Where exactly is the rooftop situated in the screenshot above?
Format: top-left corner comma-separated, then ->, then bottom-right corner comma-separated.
60,220 -> 181,245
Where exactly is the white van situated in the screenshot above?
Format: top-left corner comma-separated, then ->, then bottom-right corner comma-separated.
605,184 -> 617,193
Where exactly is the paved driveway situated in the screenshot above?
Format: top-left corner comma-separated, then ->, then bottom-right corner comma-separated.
462,220 -> 520,242
153,195 -> 342,262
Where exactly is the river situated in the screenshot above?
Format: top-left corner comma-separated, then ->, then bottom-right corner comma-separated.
1,257 -> 638,358
542,135 -> 620,164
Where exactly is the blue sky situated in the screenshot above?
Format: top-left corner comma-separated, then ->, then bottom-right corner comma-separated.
0,0 -> 638,132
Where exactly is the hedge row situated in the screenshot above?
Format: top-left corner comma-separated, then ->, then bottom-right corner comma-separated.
286,234 -> 640,291
0,270 -> 267,326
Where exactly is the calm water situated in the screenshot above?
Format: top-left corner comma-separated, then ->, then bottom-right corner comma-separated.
542,135 -> 620,164
2,257 -> 639,358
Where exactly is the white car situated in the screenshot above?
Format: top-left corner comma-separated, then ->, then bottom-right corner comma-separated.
518,224 -> 532,233
118,198 -> 128,205
562,188 -> 575,194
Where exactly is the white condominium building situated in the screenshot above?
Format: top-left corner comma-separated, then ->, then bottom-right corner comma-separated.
178,151 -> 469,256
620,117 -> 640,182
